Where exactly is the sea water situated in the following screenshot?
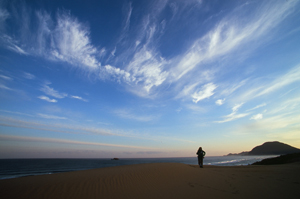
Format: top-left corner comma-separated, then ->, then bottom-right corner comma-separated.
0,155 -> 276,180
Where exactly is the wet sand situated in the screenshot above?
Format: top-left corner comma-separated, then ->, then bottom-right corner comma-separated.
1,162 -> 300,199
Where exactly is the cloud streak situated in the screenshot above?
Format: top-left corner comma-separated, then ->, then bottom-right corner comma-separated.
235,64 -> 300,103
71,96 -> 88,102
216,103 -> 249,123
0,134 -> 154,149
38,96 -> 57,103
37,113 -> 67,120
192,83 -> 217,103
40,84 -> 67,99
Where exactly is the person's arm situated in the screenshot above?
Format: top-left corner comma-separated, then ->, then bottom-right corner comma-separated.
203,151 -> 206,157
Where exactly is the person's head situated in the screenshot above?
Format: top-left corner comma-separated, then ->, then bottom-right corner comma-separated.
199,147 -> 202,150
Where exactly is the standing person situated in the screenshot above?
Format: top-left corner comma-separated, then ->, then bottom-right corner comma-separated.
196,147 -> 206,168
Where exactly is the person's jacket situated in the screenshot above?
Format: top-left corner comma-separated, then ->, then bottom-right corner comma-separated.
197,150 -> 206,157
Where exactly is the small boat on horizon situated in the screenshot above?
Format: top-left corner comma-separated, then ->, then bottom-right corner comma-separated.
111,158 -> 119,160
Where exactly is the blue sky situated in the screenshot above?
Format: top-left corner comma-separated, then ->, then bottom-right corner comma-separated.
0,0 -> 300,158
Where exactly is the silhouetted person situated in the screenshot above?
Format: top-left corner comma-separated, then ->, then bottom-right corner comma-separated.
196,147 -> 206,168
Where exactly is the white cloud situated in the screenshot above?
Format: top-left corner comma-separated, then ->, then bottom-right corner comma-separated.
71,95 -> 88,102
40,84 -> 67,99
250,113 -> 263,120
2,7 -> 100,70
0,110 -> 34,117
37,113 -> 67,120
215,98 -> 225,105
0,83 -> 12,90
232,103 -> 244,112
191,83 -> 217,103
38,96 -> 57,103
0,74 -> 12,80
104,65 -> 132,83
217,113 -> 249,123
0,134 -> 154,149
1,1 -> 298,101
219,79 -> 248,96
23,72 -> 35,79
216,103 -> 249,123
256,64 -> 300,97
0,115 -> 190,143
50,12 -> 100,69
235,64 -> 300,103
172,1 -> 297,80
0,35 -> 27,55
0,116 -> 118,137
247,103 -> 266,112
126,46 -> 169,94
111,47 -> 116,56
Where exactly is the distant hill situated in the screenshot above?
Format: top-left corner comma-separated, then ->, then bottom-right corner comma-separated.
226,141 -> 300,156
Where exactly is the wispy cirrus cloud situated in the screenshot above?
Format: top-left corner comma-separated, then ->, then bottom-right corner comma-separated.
168,1 -> 297,101
0,134 -> 154,149
1,1 -> 298,101
50,12 -> 100,69
0,110 -> 34,117
23,72 -> 35,79
246,103 -> 266,112
215,98 -> 225,106
231,96 -> 300,137
250,113 -> 263,120
216,103 -> 249,123
0,115 -> 193,143
0,74 -> 13,81
0,35 -> 28,55
255,64 -> 300,97
38,96 -> 57,103
37,113 -> 67,120
0,83 -> 12,90
172,1 -> 296,80
71,95 -> 88,102
0,116 -> 121,137
126,46 -> 169,94
234,64 -> 300,103
191,83 -> 217,103
40,84 -> 67,99
1,5 -> 100,70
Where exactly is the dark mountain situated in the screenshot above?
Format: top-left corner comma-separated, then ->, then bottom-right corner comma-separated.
226,141 -> 300,156
248,141 -> 300,155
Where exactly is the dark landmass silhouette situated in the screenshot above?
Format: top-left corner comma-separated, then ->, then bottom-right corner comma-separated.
252,153 -> 300,165
227,141 -> 300,156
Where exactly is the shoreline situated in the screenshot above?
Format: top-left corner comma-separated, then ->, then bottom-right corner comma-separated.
1,155 -> 271,180
1,162 -> 300,199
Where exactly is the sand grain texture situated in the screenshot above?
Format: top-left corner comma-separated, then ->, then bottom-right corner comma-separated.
1,162 -> 300,199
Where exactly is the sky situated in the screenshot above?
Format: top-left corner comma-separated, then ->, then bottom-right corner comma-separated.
0,0 -> 300,158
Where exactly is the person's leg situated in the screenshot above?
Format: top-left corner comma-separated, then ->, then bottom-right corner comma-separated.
198,156 -> 201,167
200,158 -> 203,168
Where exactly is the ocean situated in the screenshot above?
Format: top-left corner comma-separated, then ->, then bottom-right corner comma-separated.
0,155 -> 276,180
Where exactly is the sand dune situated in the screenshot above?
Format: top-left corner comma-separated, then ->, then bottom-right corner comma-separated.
1,162 -> 300,199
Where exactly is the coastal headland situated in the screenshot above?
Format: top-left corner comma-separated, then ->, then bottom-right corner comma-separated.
1,160 -> 299,199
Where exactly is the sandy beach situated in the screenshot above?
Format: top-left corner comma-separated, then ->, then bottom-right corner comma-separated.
1,162 -> 300,199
